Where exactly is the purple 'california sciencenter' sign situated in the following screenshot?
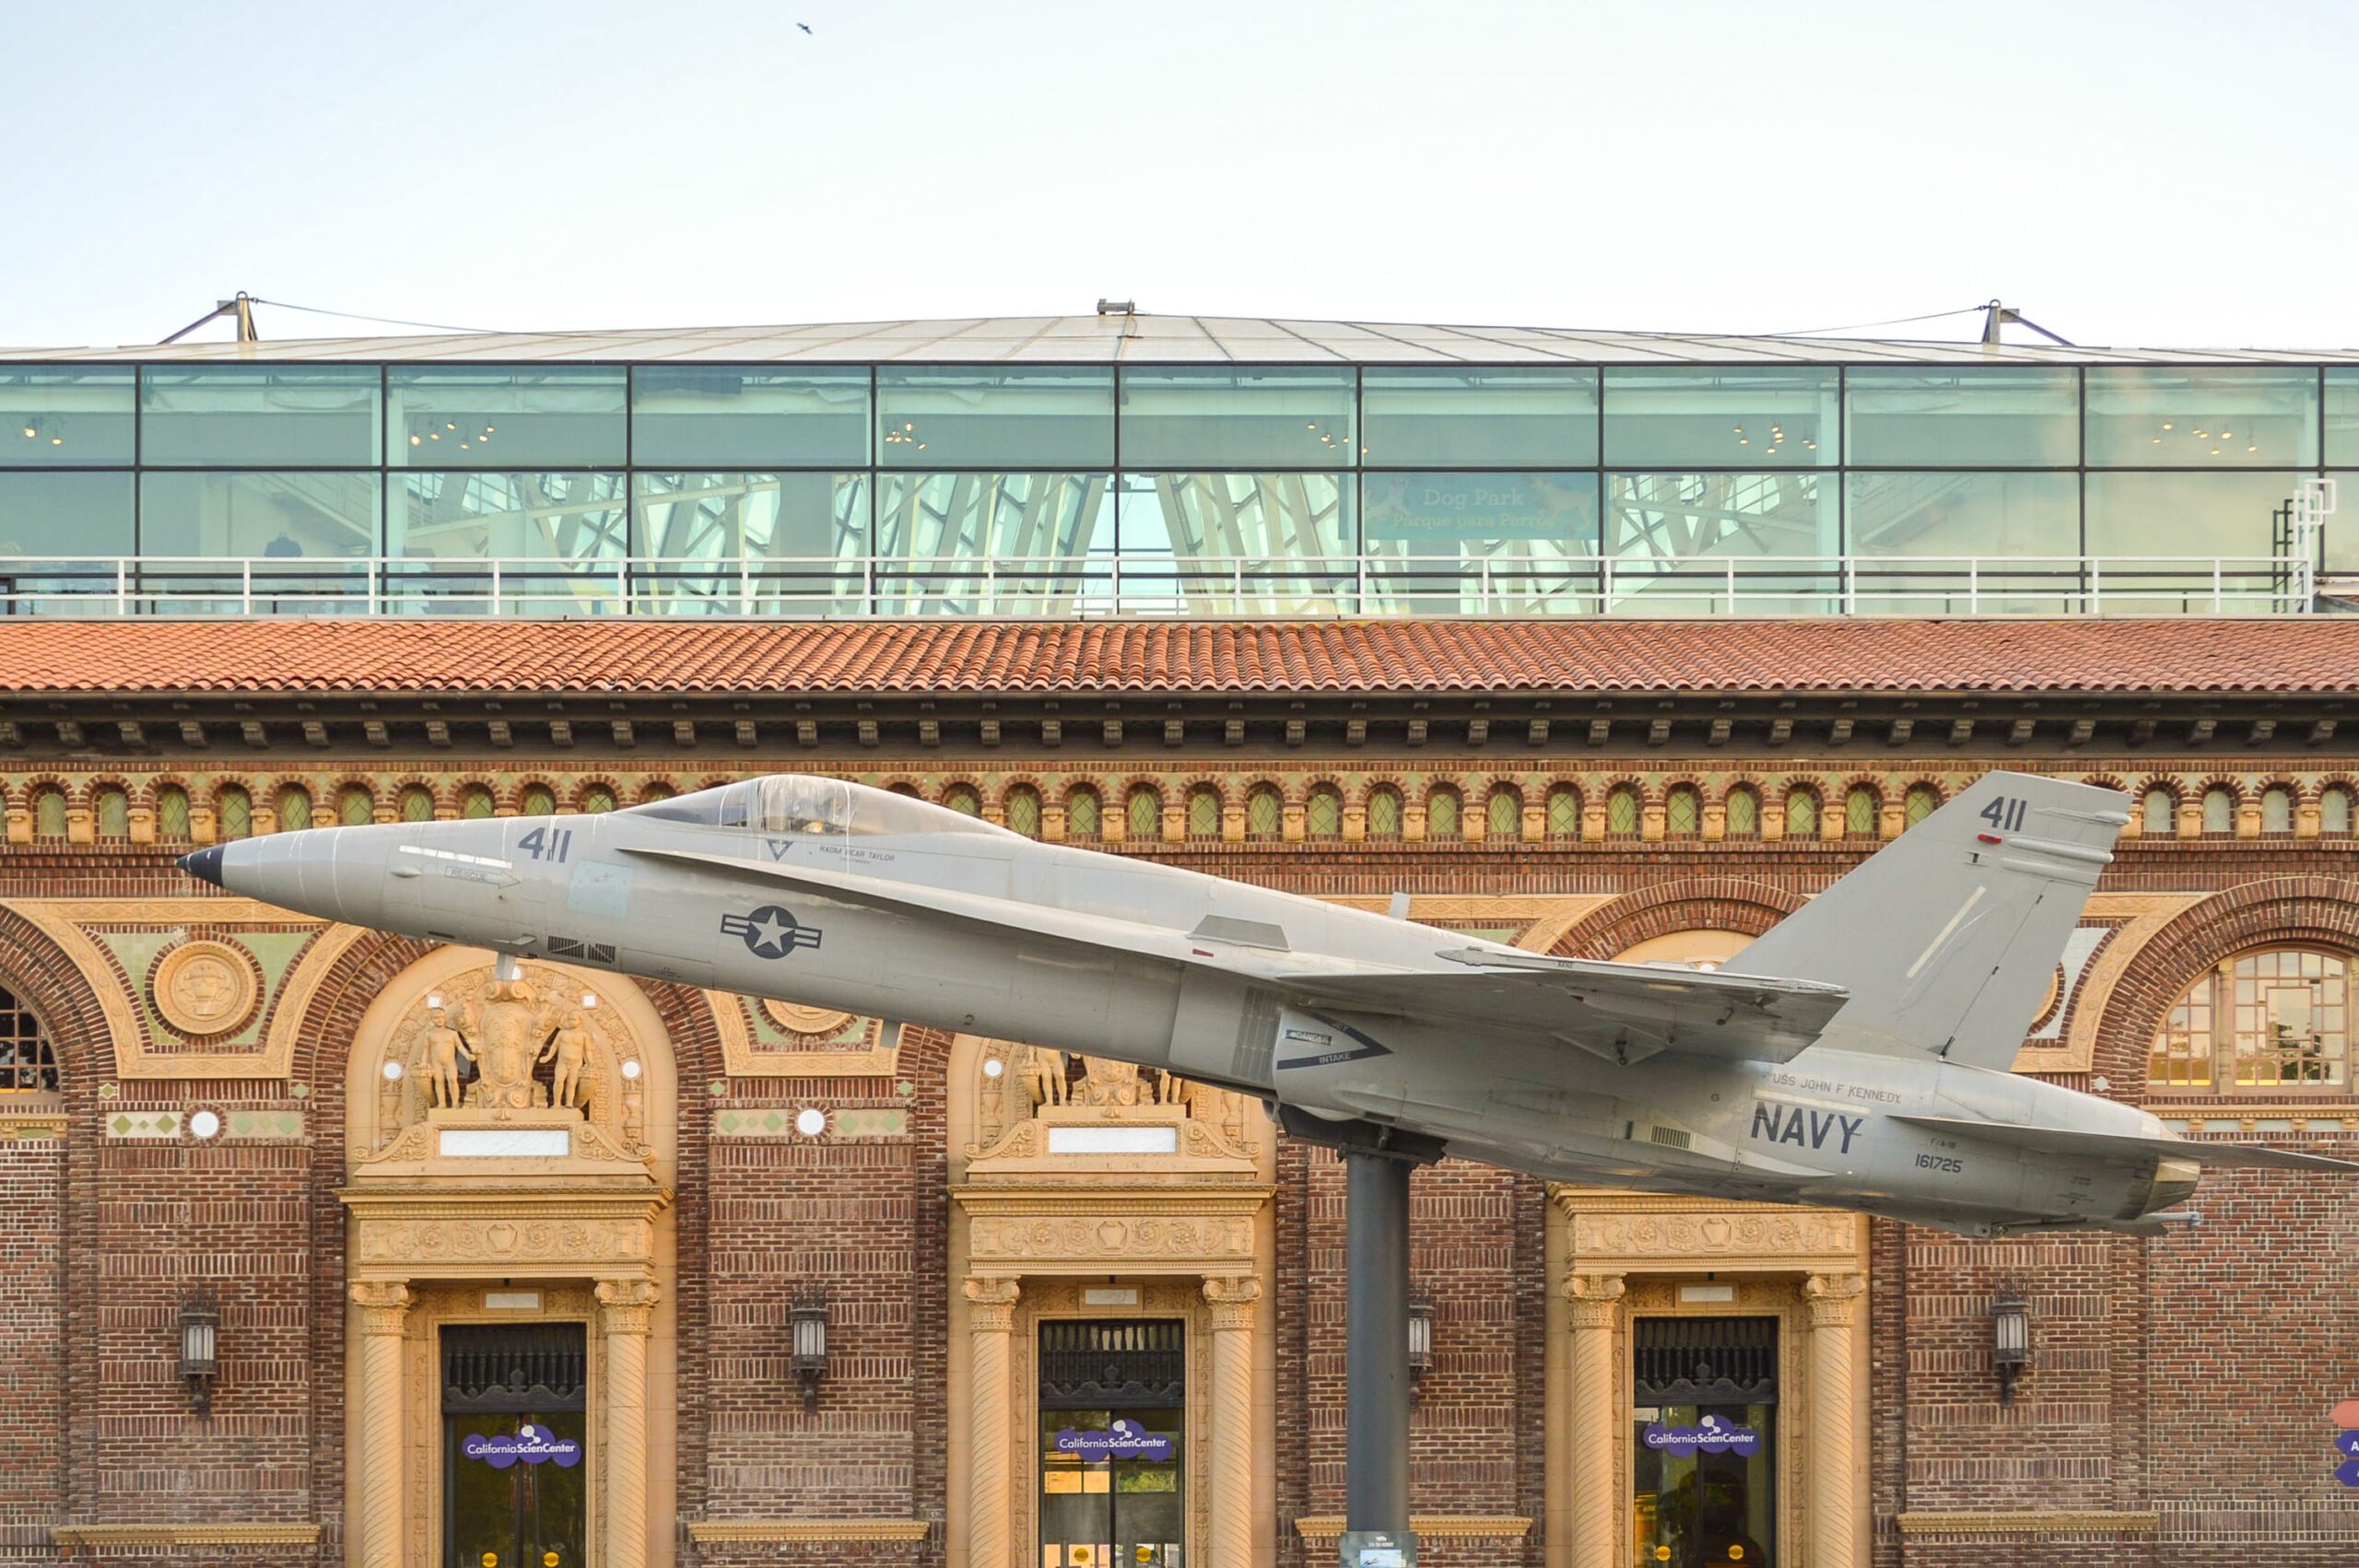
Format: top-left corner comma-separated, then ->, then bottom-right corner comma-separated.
1053,1418 -> 1176,1463
1642,1415 -> 1762,1457
463,1422 -> 583,1469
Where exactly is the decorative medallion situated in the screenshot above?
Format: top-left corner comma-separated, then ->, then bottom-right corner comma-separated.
151,940 -> 261,1038
761,999 -> 856,1037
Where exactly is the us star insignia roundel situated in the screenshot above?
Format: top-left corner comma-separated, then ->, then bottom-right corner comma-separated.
720,905 -> 824,958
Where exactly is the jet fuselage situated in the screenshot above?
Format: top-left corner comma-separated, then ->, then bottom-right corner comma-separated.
182,783 -> 2208,1237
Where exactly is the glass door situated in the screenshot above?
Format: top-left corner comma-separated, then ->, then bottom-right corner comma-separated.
441,1323 -> 589,1568
1039,1406 -> 1185,1568
445,1409 -> 588,1568
1630,1316 -> 1778,1568
1038,1318 -> 1187,1568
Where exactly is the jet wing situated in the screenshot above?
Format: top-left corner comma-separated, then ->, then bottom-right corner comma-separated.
1273,949 -> 1850,1067
1891,1114 -> 2359,1172
622,847 -> 1847,1065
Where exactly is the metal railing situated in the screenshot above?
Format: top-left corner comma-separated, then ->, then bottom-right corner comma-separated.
0,552 -> 2314,619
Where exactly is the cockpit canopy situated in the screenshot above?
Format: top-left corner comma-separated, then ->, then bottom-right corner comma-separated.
624,776 -> 1009,839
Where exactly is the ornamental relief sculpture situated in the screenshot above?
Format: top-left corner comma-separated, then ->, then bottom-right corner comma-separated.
357,1216 -> 649,1266
150,939 -> 264,1039
1571,1211 -> 1854,1259
968,1214 -> 1256,1263
967,1040 -> 1258,1164
359,962 -> 651,1165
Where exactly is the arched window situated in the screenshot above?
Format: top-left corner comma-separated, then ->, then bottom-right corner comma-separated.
1544,785 -> 1581,840
942,784 -> 981,817
1485,786 -> 1520,840
398,785 -> 435,822
640,781 -> 675,805
1067,787 -> 1101,841
1307,785 -> 1343,840
156,785 -> 191,842
1843,785 -> 1877,838
276,785 -> 312,832
1366,786 -> 1402,841
337,785 -> 374,826
93,786 -> 129,839
460,785 -> 496,819
1245,784 -> 1282,841
2261,786 -> 2293,834
1604,784 -> 1639,838
0,983 -> 58,1094
580,783 -> 617,814
1904,783 -> 1940,825
2325,787 -> 2353,836
1665,784 -> 1701,838
1724,786 -> 1760,838
2151,948 -> 2351,1091
1128,786 -> 1163,841
1785,787 -> 1820,839
517,784 -> 556,816
2201,787 -> 2235,835
217,785 -> 252,840
1426,786 -> 1461,841
2142,787 -> 2174,837
1005,785 -> 1041,838
1186,787 -> 1221,839
30,788 -> 64,840
886,781 -> 921,798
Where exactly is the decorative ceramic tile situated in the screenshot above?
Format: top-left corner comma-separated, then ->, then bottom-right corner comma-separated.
225,1108 -> 304,1141
831,1107 -> 908,1139
104,1110 -> 181,1140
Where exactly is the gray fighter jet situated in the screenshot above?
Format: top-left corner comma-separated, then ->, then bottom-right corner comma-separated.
180,770 -> 2352,1235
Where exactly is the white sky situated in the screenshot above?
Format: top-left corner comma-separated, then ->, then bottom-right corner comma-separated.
6,0 -> 2357,351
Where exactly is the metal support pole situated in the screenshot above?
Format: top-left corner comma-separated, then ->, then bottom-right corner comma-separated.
1342,1147 -> 1418,1567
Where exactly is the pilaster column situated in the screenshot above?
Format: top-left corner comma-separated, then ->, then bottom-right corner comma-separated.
964,1277 -> 1023,1568
1563,1271 -> 1625,1568
1803,1272 -> 1869,1568
596,1279 -> 660,1568
349,1281 -> 412,1568
1203,1275 -> 1262,1568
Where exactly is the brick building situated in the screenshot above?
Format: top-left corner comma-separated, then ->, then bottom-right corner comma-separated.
0,320 -> 2355,1568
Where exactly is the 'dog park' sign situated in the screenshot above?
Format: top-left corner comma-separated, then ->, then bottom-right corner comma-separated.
463,1422 -> 583,1469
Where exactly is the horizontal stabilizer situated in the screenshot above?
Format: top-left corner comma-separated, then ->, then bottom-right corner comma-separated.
1892,1114 -> 2359,1172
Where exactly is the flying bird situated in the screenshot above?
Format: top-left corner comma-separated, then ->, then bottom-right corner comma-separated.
797,21 -> 812,32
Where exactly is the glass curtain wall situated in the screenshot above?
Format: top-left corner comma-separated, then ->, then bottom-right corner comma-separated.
0,357 -> 2342,616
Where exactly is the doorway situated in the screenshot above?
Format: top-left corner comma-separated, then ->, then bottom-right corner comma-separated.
1037,1319 -> 1187,1568
442,1323 -> 590,1568
1630,1316 -> 1778,1568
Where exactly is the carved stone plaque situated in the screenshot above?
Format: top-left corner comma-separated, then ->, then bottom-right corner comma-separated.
151,940 -> 261,1038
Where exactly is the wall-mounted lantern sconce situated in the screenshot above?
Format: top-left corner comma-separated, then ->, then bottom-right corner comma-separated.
1991,1287 -> 2031,1404
1407,1296 -> 1434,1405
179,1288 -> 220,1417
791,1294 -> 830,1412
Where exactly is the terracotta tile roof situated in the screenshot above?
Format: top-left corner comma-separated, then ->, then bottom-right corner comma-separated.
0,619 -> 2351,698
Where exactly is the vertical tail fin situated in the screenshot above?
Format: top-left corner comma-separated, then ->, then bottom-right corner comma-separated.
1724,773 -> 2129,1070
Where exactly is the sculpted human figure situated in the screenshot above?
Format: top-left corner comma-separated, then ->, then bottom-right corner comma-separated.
545,1008 -> 592,1112
422,1005 -> 472,1109
1022,1046 -> 1069,1111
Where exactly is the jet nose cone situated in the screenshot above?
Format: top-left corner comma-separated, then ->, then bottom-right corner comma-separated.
179,846 -> 226,887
